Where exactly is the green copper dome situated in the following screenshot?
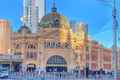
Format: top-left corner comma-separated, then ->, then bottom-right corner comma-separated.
39,13 -> 69,28
38,2 -> 70,28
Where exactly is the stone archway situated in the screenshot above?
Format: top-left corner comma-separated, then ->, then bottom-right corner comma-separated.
46,55 -> 67,72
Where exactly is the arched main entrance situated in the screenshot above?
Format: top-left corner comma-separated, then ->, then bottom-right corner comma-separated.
27,64 -> 36,72
46,55 -> 67,72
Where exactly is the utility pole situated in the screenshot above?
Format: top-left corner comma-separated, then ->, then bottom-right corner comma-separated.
97,0 -> 118,79
112,0 -> 118,80
84,24 -> 89,78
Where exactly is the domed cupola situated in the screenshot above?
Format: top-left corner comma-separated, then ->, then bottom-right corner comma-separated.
18,24 -> 31,34
38,0 -> 70,29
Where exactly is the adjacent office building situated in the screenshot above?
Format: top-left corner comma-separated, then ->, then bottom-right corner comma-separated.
22,0 -> 45,33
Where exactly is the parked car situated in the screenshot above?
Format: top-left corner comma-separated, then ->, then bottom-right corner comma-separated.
0,68 -> 9,78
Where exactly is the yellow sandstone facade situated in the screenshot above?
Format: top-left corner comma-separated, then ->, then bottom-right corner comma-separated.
11,15 -> 86,72
0,4 -> 118,73
8,6 -> 87,72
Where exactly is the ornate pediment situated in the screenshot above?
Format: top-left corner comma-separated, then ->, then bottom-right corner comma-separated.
39,29 -> 59,39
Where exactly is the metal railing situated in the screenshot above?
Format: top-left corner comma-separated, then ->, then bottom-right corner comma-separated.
5,72 -> 115,80
0,54 -> 22,62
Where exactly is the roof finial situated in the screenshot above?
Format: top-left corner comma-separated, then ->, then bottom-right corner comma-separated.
52,0 -> 57,12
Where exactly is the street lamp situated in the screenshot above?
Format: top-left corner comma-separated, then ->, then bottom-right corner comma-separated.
97,0 -> 119,80
84,23 -> 89,78
112,0 -> 118,79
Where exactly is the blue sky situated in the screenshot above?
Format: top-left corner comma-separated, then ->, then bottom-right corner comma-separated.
0,0 -> 119,47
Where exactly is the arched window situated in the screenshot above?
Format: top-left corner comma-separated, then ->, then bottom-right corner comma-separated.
54,19 -> 59,27
65,43 -> 69,48
47,55 -> 67,65
28,44 -> 36,49
46,55 -> 67,72
47,42 -> 51,48
44,41 -> 56,48
15,44 -> 21,49
51,42 -> 56,48
56,42 -> 61,48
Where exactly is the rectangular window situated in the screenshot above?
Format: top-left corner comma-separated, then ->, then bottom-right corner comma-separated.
26,52 -> 37,60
